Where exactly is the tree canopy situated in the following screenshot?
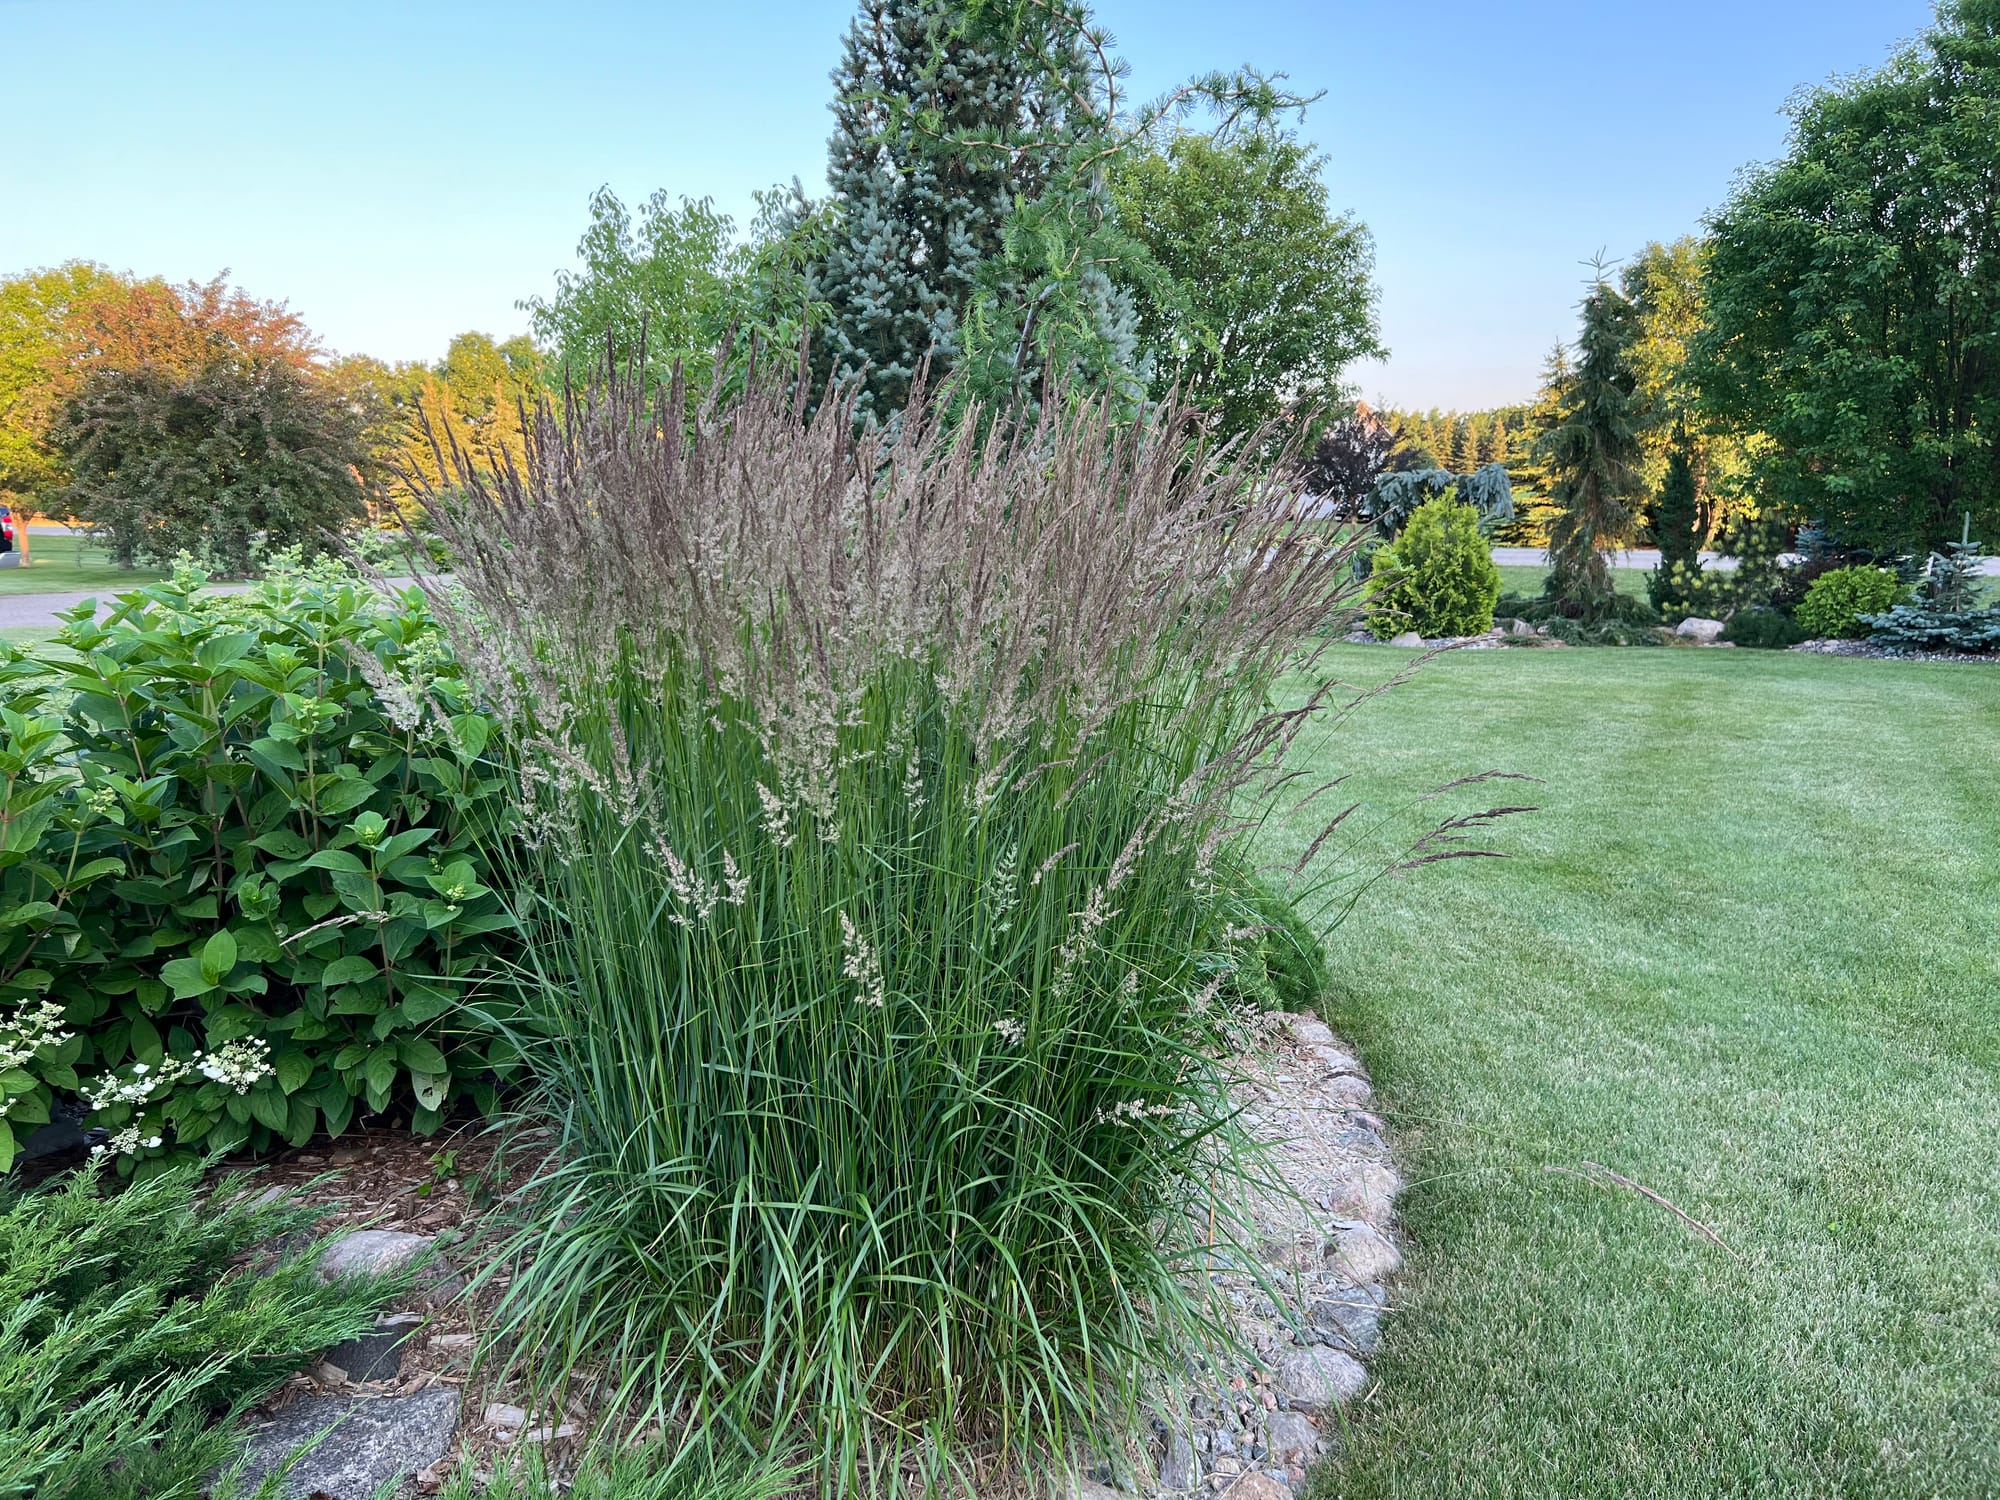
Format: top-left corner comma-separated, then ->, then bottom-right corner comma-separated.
1701,0 -> 2000,553
1112,130 -> 1382,451
521,188 -> 746,392
0,265 -> 314,514
54,357 -> 366,574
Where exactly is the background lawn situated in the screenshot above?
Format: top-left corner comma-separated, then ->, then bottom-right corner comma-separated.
0,532 -> 165,595
1271,644 -> 2000,1499
1494,561 -> 1650,601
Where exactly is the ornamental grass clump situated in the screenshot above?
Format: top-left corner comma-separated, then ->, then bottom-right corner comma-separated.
411,361 -> 1365,1489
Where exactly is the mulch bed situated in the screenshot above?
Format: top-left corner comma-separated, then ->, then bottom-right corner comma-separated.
1790,638 -> 2000,663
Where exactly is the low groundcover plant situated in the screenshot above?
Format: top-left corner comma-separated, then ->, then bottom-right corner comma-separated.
0,1160 -> 408,1500
414,363 -> 1365,1491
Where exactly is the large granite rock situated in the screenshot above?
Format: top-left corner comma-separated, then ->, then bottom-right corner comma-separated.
1330,1223 -> 1402,1284
317,1229 -> 432,1282
1272,1347 -> 1369,1413
228,1387 -> 458,1499
1263,1408 -> 1322,1466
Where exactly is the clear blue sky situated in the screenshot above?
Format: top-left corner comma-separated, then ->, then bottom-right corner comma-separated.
0,0 -> 1937,409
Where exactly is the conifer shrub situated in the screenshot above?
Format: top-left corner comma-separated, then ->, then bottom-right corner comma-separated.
1364,492 -> 1501,639
0,1163 -> 406,1500
1795,565 -> 1907,638
1862,543 -> 2000,651
1651,513 -> 1788,621
1644,447 -> 1700,613
412,364 -> 1368,1491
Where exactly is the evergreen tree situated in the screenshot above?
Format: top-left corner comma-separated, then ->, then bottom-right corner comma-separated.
1540,279 -> 1643,610
810,0 -> 1139,424
1446,413 -> 1475,474
1654,445 -> 1699,566
1645,443 -> 1700,611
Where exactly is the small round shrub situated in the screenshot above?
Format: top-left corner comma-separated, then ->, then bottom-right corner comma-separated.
1795,565 -> 1907,638
1722,606 -> 1810,649
1365,493 -> 1501,639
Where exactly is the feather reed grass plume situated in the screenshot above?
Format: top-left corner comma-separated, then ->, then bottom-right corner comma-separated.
411,357 -> 1367,1494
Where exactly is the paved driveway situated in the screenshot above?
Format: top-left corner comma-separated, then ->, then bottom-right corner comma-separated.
1493,544 -> 2000,574
0,582 -> 254,631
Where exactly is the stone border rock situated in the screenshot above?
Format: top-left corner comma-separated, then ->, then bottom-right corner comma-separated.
1791,637 -> 2000,663
1121,1012 -> 1401,1499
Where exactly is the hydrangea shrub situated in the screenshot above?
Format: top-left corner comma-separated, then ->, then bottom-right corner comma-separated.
0,560 -> 515,1175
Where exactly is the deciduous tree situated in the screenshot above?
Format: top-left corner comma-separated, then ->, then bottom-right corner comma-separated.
1299,407 -> 1394,516
1112,130 -> 1382,450
1701,0 -> 2000,553
54,357 -> 366,574
0,265 -> 314,514
522,188 -> 745,391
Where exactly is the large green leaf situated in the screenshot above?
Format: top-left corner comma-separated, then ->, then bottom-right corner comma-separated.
398,1037 -> 449,1075
199,929 -> 238,985
320,954 -> 380,987
160,957 -> 217,1000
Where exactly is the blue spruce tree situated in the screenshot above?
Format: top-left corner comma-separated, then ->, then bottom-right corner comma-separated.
811,0 -> 1143,423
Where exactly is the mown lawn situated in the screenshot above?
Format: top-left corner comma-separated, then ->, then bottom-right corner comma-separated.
0,533 -> 165,595
1494,561 -> 1650,601
1268,643 -> 2000,1499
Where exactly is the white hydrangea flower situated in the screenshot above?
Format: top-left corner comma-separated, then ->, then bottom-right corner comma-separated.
0,1000 -> 72,1072
196,1037 -> 273,1095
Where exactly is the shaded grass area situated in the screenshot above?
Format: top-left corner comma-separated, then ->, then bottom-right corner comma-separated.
1273,645 -> 2000,1498
0,533 -> 166,595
